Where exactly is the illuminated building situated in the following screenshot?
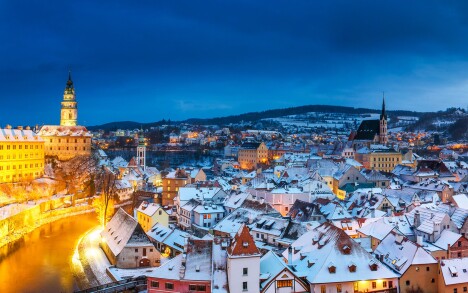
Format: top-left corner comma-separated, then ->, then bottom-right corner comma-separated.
237,142 -> 268,170
38,73 -> 92,160
0,125 -> 44,183
355,145 -> 402,172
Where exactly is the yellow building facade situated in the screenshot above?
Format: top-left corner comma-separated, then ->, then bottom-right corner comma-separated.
38,73 -> 92,161
0,126 -> 45,183
238,142 -> 268,170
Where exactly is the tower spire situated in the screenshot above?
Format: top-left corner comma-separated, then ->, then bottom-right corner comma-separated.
380,92 -> 387,120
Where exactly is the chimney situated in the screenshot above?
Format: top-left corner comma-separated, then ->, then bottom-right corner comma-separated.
288,246 -> 293,266
416,235 -> 423,246
16,126 -> 23,130
414,210 -> 421,228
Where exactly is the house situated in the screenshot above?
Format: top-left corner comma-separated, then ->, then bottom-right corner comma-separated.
260,251 -> 309,293
375,231 -> 438,293
136,201 -> 169,231
146,238 -> 214,293
438,258 -> 468,293
285,223 -> 399,293
100,208 -> 161,268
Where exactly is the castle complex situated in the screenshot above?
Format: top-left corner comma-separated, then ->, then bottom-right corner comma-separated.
38,73 -> 92,161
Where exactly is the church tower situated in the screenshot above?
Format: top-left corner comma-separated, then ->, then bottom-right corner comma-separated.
379,95 -> 388,145
60,72 -> 78,126
136,128 -> 146,171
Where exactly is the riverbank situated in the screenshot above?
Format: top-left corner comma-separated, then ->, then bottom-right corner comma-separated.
0,201 -> 94,252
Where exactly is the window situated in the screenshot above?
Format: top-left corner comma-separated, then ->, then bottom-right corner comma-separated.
151,281 -> 159,288
243,282 -> 248,291
427,266 -> 430,271
321,285 -> 326,293
372,282 -> 376,289
336,284 -> 342,293
454,289 -> 457,293
383,281 -> 387,288
432,278 -> 435,283
463,287 -> 467,292
389,281 -> 393,288
135,248 -> 138,253
165,283 -> 174,290
243,267 -> 248,275
189,285 -> 197,291
406,280 -> 410,286
277,280 -> 292,288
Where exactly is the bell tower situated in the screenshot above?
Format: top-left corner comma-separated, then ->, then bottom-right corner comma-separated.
136,128 -> 146,171
60,71 -> 78,126
379,94 -> 388,145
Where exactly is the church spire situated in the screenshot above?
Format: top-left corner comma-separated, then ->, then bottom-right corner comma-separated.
60,71 -> 78,126
380,92 -> 387,121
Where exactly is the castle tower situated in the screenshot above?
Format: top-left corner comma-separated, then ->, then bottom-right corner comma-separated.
136,128 -> 146,171
379,94 -> 388,145
60,72 -> 78,126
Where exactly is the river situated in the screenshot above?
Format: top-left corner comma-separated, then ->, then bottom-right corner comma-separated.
0,212 -> 98,293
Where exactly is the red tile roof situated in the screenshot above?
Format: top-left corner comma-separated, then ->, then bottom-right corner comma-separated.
227,224 -> 260,257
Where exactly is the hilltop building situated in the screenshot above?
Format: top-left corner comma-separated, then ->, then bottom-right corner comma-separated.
38,73 -> 92,160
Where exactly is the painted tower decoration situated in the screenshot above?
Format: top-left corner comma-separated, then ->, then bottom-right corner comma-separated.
136,128 -> 146,171
60,72 -> 78,126
379,95 -> 388,145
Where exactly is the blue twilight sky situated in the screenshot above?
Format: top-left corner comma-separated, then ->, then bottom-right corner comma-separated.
1,0 -> 468,126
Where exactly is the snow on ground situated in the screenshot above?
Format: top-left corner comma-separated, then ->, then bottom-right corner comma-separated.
76,227 -> 113,287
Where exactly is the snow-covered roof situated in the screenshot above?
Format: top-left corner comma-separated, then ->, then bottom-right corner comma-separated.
0,128 -> 43,142
38,125 -> 91,137
440,258 -> 468,285
433,230 -> 462,250
357,219 -> 395,240
101,208 -> 153,256
137,201 -> 164,217
285,223 -> 398,283
375,231 -> 437,274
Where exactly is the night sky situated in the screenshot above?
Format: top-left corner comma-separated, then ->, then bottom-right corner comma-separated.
1,1 -> 468,126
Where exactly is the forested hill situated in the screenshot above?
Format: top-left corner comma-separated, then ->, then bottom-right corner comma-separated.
87,104 -> 423,131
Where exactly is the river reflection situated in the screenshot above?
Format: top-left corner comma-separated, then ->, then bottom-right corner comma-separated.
0,213 -> 98,293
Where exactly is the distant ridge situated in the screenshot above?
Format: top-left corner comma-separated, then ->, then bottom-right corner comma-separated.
87,104 -> 423,131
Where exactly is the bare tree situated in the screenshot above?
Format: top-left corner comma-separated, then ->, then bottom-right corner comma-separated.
93,169 -> 118,226
58,154 -> 99,198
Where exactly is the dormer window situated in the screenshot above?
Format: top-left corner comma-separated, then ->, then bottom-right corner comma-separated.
243,242 -> 248,248
349,264 -> 357,273
370,263 -> 378,271
342,245 -> 351,255
328,263 -> 336,274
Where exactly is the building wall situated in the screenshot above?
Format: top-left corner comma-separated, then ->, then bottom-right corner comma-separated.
399,263 -> 438,293
227,255 -> 260,293
137,208 -> 169,232
162,177 -> 189,206
41,135 -> 91,160
238,143 -> 269,170
0,131 -> 45,183
368,152 -> 402,172
147,278 -> 211,293
262,270 -> 309,293
116,246 -> 160,269
311,278 -> 398,293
